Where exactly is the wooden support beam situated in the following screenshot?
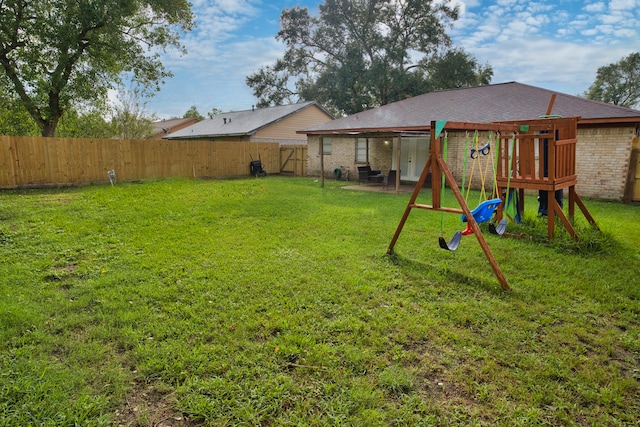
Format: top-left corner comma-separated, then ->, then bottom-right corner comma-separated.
439,121 -> 520,133
546,94 -> 557,115
550,197 -> 577,240
547,191 -> 555,238
411,204 -> 464,214
571,187 -> 599,230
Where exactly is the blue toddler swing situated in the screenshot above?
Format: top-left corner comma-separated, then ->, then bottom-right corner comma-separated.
461,198 -> 506,235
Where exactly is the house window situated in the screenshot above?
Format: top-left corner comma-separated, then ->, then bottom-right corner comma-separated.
322,137 -> 332,154
356,138 -> 367,162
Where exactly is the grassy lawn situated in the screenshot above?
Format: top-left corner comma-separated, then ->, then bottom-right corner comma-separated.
1,177 -> 639,426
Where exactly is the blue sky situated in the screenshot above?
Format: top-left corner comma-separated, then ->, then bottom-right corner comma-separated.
146,0 -> 640,119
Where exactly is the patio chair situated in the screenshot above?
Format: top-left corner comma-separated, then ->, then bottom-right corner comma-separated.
357,165 -> 382,183
384,170 -> 398,189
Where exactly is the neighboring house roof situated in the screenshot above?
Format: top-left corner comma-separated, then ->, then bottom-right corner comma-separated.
300,82 -> 640,135
151,117 -> 200,138
165,101 -> 334,139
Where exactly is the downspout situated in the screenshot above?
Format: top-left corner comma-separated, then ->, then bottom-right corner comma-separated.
320,136 -> 325,188
366,137 -> 370,165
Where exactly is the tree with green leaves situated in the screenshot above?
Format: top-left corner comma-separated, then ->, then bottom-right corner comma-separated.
207,107 -> 222,118
0,0 -> 194,137
109,86 -> 155,139
0,84 -> 39,135
246,0 -> 463,115
584,52 -> 640,109
55,108 -> 116,138
422,48 -> 493,90
183,105 -> 204,120
182,105 -> 222,120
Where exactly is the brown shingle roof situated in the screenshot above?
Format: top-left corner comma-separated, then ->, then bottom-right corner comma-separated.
300,82 -> 640,134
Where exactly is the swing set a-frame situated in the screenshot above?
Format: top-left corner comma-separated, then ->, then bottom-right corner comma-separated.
387,117 -> 599,291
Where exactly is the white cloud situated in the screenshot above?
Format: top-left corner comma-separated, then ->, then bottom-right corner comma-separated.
469,36 -> 634,95
584,2 -> 606,13
188,1 -> 261,43
523,13 -> 549,28
609,0 -> 640,11
598,12 -> 626,25
159,1 -> 272,76
191,0 -> 261,16
496,19 -> 534,42
496,0 -> 519,7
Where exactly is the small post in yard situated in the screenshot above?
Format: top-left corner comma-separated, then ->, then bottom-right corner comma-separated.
107,169 -> 116,186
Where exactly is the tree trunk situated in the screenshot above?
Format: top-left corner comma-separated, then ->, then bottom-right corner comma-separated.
41,122 -> 57,137
40,109 -> 61,137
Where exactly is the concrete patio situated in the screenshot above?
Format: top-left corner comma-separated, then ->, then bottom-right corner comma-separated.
340,182 -> 417,194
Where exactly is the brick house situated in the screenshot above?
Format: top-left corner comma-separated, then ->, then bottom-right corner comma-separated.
300,82 -> 640,201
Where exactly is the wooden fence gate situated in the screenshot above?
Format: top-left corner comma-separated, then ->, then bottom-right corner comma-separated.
280,145 -> 307,176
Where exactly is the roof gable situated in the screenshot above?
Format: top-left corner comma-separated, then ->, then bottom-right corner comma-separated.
165,101 -> 333,139
151,117 -> 199,134
301,82 -> 640,134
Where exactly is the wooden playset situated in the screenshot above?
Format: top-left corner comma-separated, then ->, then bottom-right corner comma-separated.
493,116 -> 598,239
387,116 -> 599,290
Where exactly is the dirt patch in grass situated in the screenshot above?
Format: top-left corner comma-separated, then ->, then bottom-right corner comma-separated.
114,382 -> 196,427
44,264 -> 79,284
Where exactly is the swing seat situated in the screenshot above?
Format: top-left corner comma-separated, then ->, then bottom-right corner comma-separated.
461,198 -> 503,224
439,231 -> 462,251
470,142 -> 491,159
489,219 -> 508,235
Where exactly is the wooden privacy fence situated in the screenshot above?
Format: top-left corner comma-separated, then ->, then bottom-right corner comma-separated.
0,136 -> 282,188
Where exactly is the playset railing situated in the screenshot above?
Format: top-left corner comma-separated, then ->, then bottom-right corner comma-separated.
495,117 -> 578,191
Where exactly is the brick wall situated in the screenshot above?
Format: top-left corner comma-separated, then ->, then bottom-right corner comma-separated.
307,136 -> 350,178
368,137 -> 394,172
307,136 -> 393,179
575,126 -> 635,199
